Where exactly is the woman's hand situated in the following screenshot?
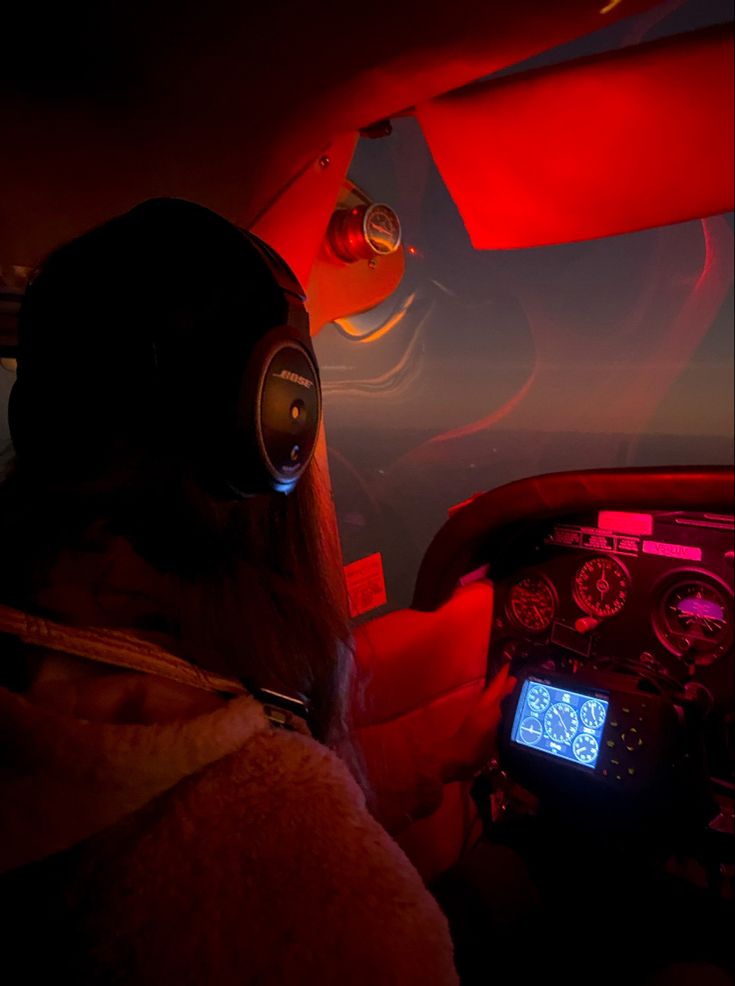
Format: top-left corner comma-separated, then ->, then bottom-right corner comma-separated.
361,664 -> 516,835
440,663 -> 516,783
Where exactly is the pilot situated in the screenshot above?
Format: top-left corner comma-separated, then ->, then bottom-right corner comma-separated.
0,199 -> 460,984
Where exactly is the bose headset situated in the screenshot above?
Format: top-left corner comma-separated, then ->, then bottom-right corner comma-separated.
7,199 -> 322,499
223,229 -> 322,497
5,200 -> 323,731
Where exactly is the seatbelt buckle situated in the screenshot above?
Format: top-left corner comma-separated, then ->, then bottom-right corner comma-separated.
256,687 -> 312,736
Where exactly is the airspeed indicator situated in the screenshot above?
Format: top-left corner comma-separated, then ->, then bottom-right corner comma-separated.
508,575 -> 556,632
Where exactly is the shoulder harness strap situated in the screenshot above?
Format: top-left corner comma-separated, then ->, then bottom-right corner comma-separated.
0,603 -> 311,736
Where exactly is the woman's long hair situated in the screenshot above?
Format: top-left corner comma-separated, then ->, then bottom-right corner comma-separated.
0,200 -> 355,751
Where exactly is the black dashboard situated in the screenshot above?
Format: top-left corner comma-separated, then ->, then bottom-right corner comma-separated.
490,509 -> 735,778
488,507 -> 734,777
415,470 -> 734,975
413,468 -> 734,793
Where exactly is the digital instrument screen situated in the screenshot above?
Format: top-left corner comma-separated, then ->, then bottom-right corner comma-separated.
511,678 -> 609,769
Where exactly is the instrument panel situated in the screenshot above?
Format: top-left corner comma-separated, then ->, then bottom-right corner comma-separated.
489,508 -> 734,773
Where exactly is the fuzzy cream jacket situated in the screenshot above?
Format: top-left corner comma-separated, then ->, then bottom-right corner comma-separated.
0,683 -> 459,984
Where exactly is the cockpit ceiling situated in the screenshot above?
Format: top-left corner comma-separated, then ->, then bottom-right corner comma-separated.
418,24 -> 734,248
2,0 -> 663,269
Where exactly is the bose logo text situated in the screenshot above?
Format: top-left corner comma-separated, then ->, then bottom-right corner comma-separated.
273,369 -> 314,390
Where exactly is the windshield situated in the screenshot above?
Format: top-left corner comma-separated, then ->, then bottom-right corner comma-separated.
314,125 -> 734,615
1,0 -> 732,620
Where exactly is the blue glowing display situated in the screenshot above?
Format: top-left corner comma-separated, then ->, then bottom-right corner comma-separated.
511,679 -> 609,769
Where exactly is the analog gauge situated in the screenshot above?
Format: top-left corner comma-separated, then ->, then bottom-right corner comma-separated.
327,202 -> 402,262
572,733 -> 600,765
363,203 -> 402,255
544,702 -> 579,745
580,699 -> 607,731
573,556 -> 630,619
527,683 -> 551,714
654,577 -> 733,665
518,716 -> 543,746
507,575 -> 557,633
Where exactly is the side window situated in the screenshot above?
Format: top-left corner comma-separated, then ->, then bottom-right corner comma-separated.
314,118 -> 734,615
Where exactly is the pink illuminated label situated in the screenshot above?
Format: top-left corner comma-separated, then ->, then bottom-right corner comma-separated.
598,511 -> 654,536
548,525 -> 641,555
642,540 -> 702,561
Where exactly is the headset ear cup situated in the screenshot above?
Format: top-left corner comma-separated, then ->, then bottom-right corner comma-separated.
227,331 -> 321,496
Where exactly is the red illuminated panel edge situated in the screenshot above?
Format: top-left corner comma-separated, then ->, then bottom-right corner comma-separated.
448,493 -> 483,517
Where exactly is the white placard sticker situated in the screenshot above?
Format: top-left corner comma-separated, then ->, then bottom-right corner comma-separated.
642,540 -> 702,561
